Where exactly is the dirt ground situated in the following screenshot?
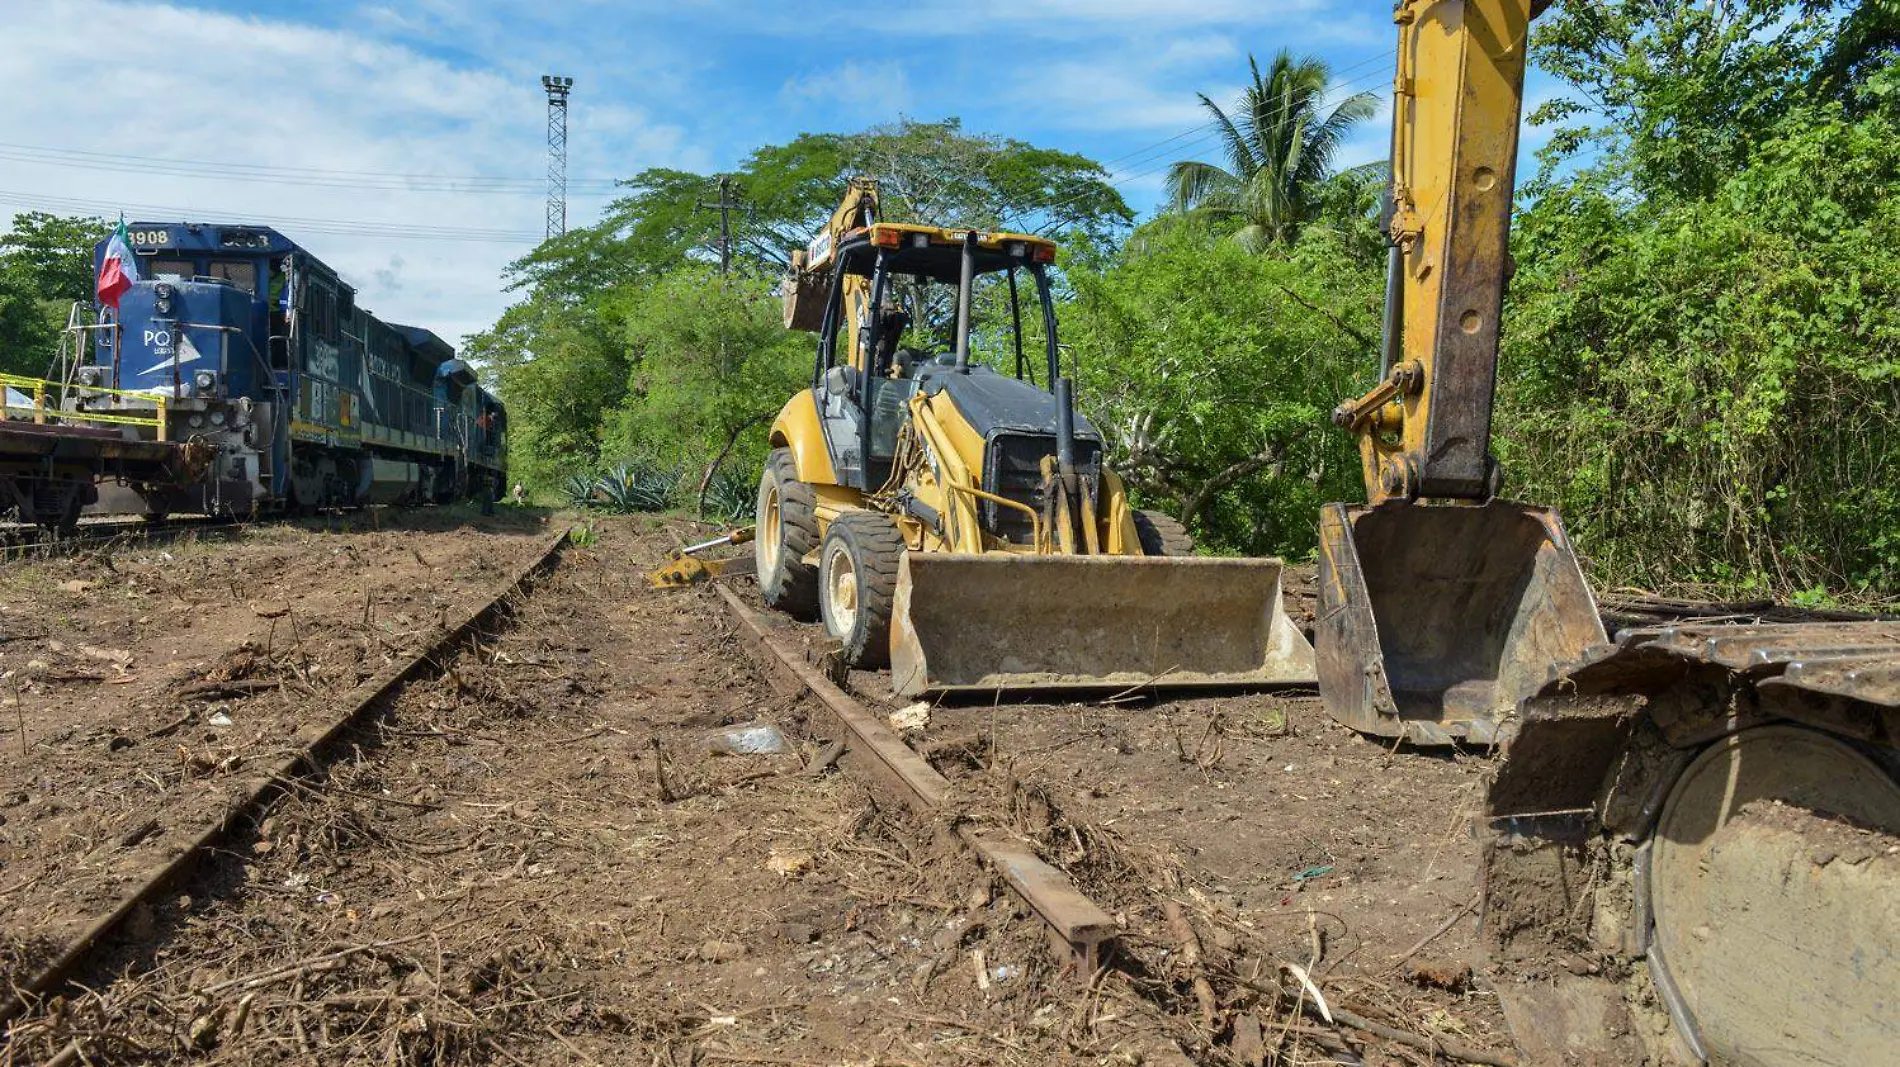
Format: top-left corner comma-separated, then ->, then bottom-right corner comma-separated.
1,515 -> 1517,1066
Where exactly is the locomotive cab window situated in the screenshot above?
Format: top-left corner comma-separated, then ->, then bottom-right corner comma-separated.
307,283 -> 339,343
206,260 -> 258,293
149,258 -> 194,279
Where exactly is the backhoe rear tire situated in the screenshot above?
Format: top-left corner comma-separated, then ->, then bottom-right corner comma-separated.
1133,509 -> 1195,557
755,448 -> 819,620
819,511 -> 904,669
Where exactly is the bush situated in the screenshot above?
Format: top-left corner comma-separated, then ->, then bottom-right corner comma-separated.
561,457 -> 681,514
595,459 -> 680,513
701,466 -> 757,524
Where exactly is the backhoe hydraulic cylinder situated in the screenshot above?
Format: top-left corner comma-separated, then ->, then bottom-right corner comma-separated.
1380,243 -> 1403,379
1054,377 -> 1077,493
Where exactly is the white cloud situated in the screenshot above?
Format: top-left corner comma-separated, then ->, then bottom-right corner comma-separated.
741,0 -> 1361,39
0,0 -> 696,346
782,60 -> 915,121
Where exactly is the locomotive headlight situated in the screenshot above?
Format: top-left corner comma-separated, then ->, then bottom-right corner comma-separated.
209,410 -> 227,426
154,283 -> 174,314
76,366 -> 102,387
193,370 -> 218,393
188,413 -> 205,428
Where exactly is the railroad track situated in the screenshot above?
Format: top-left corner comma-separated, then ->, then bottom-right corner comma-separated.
0,514 -> 241,560
0,527 -> 570,1034
715,584 -> 1118,974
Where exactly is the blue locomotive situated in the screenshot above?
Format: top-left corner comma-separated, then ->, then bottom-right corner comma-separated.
69,222 -> 505,517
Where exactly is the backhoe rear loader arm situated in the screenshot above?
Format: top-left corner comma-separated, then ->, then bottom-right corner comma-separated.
1344,0 -> 1536,503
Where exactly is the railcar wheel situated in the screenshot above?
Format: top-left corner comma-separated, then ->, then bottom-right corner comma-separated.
1132,509 -> 1194,556
819,511 -> 903,669
1647,724 -> 1900,1065
754,448 -> 819,620
55,492 -> 83,535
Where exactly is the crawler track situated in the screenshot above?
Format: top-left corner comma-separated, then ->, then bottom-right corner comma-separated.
0,527 -> 569,1031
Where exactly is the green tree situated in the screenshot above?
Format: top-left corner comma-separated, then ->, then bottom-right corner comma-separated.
0,212 -> 107,378
1165,51 -> 1378,249
478,298 -> 634,491
504,118 -> 1132,299
1500,3 -> 1900,598
1064,218 -> 1379,557
602,269 -> 811,504
1526,0 -> 1844,200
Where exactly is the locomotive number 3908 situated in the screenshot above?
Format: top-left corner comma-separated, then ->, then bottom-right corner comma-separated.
129,230 -> 171,246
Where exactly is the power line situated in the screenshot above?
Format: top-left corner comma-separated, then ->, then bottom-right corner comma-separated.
0,140 -> 624,193
1002,61 -> 1395,230
0,148 -> 617,198
1070,50 -> 1395,181
0,190 -> 544,244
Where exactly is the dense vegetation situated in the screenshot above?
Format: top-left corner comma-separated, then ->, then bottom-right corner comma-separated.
0,212 -> 106,379
1,0 -> 1891,599
1498,0 -> 1900,599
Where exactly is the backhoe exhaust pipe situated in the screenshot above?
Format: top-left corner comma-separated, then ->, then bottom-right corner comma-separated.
953,231 -> 976,371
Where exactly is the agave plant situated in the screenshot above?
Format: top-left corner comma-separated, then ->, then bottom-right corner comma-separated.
562,472 -> 600,509
596,458 -> 679,513
702,466 -> 757,524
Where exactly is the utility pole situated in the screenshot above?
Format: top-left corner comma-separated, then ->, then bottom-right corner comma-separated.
698,175 -> 737,275
541,74 -> 574,239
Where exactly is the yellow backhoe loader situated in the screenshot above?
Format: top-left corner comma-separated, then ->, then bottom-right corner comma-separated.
1326,3 -> 1900,1063
756,180 -> 1315,696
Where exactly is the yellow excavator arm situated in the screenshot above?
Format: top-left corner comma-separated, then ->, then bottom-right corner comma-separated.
1333,0 -> 1536,504
1316,0 -> 1601,747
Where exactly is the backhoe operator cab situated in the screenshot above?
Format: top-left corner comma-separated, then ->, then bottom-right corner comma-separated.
797,223 -> 1068,510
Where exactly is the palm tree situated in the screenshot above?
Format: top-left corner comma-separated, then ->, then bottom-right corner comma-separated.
1167,50 -> 1380,249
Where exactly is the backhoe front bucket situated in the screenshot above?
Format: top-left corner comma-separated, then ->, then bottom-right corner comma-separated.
1315,500 -> 1606,746
890,554 -> 1316,697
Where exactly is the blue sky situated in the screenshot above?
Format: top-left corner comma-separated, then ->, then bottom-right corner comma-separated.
0,0 -> 1567,344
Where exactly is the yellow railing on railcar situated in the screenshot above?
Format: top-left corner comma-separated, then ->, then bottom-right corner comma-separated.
0,373 -> 170,440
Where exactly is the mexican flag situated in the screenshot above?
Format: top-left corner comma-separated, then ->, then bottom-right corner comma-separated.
95,216 -> 140,309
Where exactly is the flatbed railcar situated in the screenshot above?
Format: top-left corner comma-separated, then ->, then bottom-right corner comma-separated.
59,221 -> 504,518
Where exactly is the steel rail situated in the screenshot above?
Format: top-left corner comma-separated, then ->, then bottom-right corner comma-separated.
0,514 -> 239,559
0,527 -> 571,1029
715,584 -> 1117,973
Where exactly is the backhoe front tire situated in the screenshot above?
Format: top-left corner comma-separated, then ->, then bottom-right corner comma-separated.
1132,509 -> 1195,557
755,449 -> 820,620
819,511 -> 904,669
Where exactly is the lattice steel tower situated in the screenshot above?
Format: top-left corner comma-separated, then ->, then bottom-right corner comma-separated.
541,75 -> 574,239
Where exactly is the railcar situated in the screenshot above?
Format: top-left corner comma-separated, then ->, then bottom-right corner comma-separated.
64,222 -> 504,517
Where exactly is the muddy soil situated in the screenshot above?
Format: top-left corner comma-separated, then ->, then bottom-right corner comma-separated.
3,516 -> 1520,1066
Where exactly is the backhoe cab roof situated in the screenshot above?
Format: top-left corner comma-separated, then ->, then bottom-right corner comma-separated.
836,223 -> 1057,284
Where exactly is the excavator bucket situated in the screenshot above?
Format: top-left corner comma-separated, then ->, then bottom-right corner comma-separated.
889,554 -> 1316,697
1314,499 -> 1605,746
